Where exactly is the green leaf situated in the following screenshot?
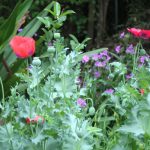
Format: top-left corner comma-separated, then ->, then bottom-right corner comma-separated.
82,37 -> 91,44
54,1 -> 61,17
0,0 -> 33,53
60,10 -> 75,17
0,3 -> 53,81
69,34 -> 79,43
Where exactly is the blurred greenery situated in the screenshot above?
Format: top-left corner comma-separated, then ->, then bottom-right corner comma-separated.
1,0 -> 150,47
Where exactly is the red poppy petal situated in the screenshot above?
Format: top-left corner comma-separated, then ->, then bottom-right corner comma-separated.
127,28 -> 141,37
140,30 -> 150,39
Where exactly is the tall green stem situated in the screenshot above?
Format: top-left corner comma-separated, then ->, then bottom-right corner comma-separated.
133,41 -> 141,74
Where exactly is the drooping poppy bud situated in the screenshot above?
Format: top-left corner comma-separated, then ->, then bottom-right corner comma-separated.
10,36 -> 35,58
32,115 -> 44,124
26,117 -> 31,124
139,89 -> 144,95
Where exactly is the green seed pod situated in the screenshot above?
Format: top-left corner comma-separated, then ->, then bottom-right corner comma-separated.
108,73 -> 114,79
47,46 -> 55,53
32,57 -> 41,66
140,49 -> 146,55
89,107 -> 95,116
54,33 -> 61,39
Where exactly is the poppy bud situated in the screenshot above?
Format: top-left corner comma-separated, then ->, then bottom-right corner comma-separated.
89,107 -> 95,116
10,36 -> 35,58
32,57 -> 41,66
26,117 -> 31,124
140,89 -> 144,95
54,33 -> 61,39
47,46 -> 55,53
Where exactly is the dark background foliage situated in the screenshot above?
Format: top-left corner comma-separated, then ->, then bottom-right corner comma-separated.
1,0 -> 150,49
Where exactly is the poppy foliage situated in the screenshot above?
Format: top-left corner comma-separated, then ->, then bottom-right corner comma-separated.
127,28 -> 150,39
10,36 -> 35,58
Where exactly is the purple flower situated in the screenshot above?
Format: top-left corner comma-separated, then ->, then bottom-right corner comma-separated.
77,98 -> 86,107
26,65 -> 32,70
76,77 -> 82,85
34,33 -> 38,37
115,45 -> 121,53
126,73 -> 133,79
94,71 -> 101,78
139,55 -> 149,64
48,42 -> 53,46
82,55 -> 90,63
104,89 -> 114,94
18,28 -> 23,32
99,50 -> 111,61
126,44 -> 135,54
94,61 -> 106,67
92,54 -> 100,61
99,50 -> 108,58
120,32 -> 125,39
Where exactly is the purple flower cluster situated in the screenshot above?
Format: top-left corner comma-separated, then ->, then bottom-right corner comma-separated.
77,98 -> 86,107
93,50 -> 111,68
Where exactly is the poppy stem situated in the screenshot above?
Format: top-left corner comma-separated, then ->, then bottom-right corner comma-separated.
27,59 -> 29,76
0,77 -> 5,106
133,41 -> 140,74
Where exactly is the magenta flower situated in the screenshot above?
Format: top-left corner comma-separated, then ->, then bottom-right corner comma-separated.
82,55 -> 90,63
115,45 -> 121,53
77,98 -> 86,107
94,71 -> 101,78
126,44 -> 135,54
104,89 -> 114,94
120,32 -> 125,39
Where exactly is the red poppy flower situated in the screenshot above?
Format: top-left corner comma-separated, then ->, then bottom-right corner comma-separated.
127,28 -> 150,39
139,89 -> 144,95
10,36 -> 35,58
